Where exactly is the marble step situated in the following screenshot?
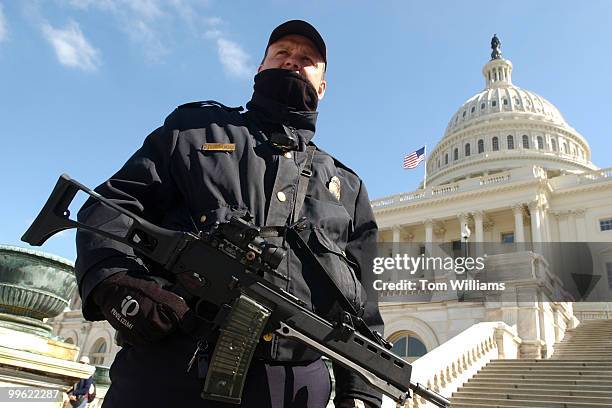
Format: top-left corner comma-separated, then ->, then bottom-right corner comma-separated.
460,383 -> 612,393
450,396 -> 612,407
453,391 -> 612,405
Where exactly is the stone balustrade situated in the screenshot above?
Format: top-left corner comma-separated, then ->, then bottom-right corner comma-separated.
381,322 -> 521,408
479,172 -> 510,185
371,167 -> 545,210
431,183 -> 460,196
574,310 -> 612,321
577,166 -> 612,181
548,165 -> 612,189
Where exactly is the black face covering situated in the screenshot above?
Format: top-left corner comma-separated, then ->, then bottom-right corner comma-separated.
253,68 -> 319,112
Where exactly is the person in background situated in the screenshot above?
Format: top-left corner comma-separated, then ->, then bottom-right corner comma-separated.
67,356 -> 95,408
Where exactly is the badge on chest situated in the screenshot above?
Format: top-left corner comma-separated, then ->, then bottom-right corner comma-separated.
327,176 -> 341,200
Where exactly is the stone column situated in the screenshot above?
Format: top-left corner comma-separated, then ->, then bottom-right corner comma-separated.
574,209 -> 587,241
458,213 -> 470,242
529,201 -> 544,256
473,211 -> 484,243
392,225 -> 401,243
567,211 -> 577,241
512,204 -> 525,242
424,219 -> 433,243
557,211 -> 570,241
529,201 -> 543,243
391,225 -> 401,283
549,212 -> 560,241
542,204 -> 552,242
472,211 -> 484,257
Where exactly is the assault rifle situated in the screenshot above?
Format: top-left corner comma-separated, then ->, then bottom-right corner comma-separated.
22,174 -> 450,408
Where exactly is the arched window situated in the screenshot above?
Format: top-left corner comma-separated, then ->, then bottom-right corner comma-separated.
90,338 -> 108,365
478,139 -> 484,154
522,135 -> 530,149
561,142 -> 566,153
390,334 -> 427,360
453,148 -> 459,161
551,139 -> 557,151
465,143 -> 471,157
437,158 -> 440,168
507,135 -> 514,149
492,137 -> 499,151
445,153 -> 448,165
537,136 -> 544,150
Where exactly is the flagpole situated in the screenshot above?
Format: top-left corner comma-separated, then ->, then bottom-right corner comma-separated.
423,144 -> 428,190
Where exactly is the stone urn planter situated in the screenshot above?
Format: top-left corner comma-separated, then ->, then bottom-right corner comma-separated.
0,245 -> 77,337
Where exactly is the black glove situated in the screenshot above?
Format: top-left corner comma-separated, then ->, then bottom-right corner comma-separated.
91,271 -> 194,346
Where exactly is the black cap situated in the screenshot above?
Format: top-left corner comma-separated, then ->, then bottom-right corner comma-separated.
267,20 -> 326,64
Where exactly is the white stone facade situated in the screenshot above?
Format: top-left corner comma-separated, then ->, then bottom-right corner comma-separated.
49,296 -> 119,368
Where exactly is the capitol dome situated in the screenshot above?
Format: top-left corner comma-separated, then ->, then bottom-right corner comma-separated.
427,35 -> 596,187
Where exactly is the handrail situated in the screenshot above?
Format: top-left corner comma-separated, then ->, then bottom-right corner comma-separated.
382,322 -> 521,408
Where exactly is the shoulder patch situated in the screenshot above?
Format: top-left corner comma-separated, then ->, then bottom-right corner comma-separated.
177,100 -> 244,112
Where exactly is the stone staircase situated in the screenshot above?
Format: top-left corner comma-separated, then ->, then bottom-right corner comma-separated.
450,319 -> 612,407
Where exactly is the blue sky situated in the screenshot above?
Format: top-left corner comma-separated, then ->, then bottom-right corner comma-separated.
1,1 -> 611,261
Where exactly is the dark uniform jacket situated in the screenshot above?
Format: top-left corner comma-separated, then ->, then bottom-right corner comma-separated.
75,93 -> 383,406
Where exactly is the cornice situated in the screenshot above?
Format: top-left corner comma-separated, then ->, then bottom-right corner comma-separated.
373,178 -> 541,215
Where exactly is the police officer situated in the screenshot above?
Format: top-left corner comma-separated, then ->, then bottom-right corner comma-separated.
76,20 -> 383,408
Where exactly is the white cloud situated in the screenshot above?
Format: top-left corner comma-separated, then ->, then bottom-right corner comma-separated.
57,1 -> 253,78
126,0 -> 163,20
201,17 -> 254,78
42,21 -> 100,71
204,29 -> 222,40
0,2 -> 8,43
205,16 -> 223,26
125,19 -> 168,61
62,0 -> 167,61
66,0 -> 116,11
216,37 -> 254,79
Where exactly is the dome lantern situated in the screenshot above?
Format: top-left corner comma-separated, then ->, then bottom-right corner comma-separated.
483,34 -> 513,88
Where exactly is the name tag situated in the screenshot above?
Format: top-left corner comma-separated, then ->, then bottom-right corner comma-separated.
202,143 -> 236,152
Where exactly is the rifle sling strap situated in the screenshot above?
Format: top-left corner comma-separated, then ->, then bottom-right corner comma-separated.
292,145 -> 316,224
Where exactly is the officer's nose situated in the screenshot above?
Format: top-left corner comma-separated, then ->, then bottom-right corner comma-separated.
282,58 -> 301,71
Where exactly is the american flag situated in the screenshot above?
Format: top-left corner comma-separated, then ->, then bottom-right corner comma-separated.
403,146 -> 426,169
